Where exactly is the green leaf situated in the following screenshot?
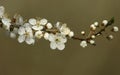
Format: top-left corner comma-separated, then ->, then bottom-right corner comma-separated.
106,17 -> 115,27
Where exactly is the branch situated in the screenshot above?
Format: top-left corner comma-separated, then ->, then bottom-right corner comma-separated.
0,6 -> 119,50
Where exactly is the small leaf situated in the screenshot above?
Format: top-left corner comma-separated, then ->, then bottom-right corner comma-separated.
106,17 -> 114,27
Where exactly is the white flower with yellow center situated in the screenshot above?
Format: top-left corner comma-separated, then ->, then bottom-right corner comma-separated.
80,40 -> 87,48
2,17 -> 11,30
29,18 -> 47,31
0,6 -> 5,18
18,25 -> 35,45
35,30 -> 43,39
48,33 -> 67,50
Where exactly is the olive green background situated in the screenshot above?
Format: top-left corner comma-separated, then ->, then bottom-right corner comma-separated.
0,0 -> 120,75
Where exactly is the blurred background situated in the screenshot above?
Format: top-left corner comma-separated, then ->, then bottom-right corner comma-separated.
0,0 -> 120,75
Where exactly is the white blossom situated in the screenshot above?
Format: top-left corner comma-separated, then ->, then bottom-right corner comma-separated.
0,6 -> 5,18
102,20 -> 108,26
48,33 -> 67,50
35,30 -> 43,39
18,26 -> 35,45
113,26 -> 119,32
2,17 -> 11,30
29,18 -> 44,31
80,40 -> 87,48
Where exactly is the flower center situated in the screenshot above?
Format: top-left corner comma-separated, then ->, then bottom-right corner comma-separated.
25,32 -> 29,36
36,21 -> 40,26
55,38 -> 60,42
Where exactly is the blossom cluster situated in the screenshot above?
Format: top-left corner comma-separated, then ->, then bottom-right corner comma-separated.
0,6 -> 119,50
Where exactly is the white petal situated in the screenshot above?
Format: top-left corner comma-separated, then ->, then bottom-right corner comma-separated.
32,26 -> 38,30
4,24 -> 10,30
18,16 -> 24,25
18,35 -> 25,43
46,23 -> 53,29
15,15 -> 24,25
18,27 -> 25,35
24,23 -> 31,28
44,32 -> 49,40
50,42 -> 57,50
39,26 -> 44,30
0,6 -> 5,18
55,22 -> 61,29
10,32 -> 16,39
57,43 -> 65,50
28,32 -> 34,38
13,28 -> 18,34
32,26 -> 43,31
2,17 -> 11,30
2,18 -> 11,26
25,26 -> 32,33
48,34 -> 55,42
40,19 -> 48,25
29,18 -> 36,25
25,37 -> 35,45
60,37 -> 67,43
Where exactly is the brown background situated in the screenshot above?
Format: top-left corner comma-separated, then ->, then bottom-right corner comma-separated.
0,0 -> 120,75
